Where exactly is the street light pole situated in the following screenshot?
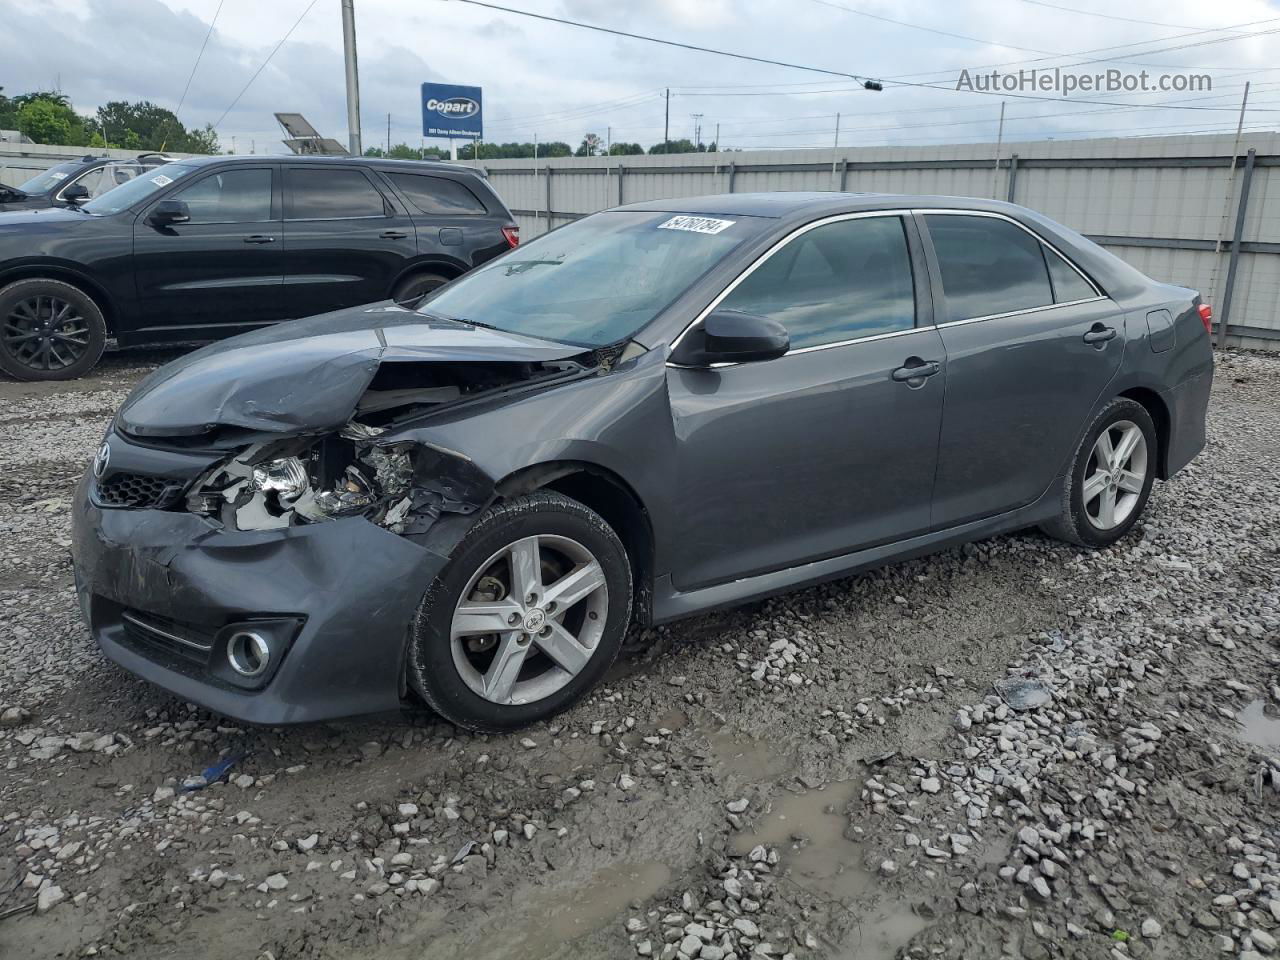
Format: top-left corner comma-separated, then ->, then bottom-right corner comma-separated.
341,0 -> 363,156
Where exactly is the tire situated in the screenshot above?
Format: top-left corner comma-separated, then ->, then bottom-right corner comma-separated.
1041,397 -> 1158,548
408,491 -> 633,732
391,271 -> 450,309
0,278 -> 107,381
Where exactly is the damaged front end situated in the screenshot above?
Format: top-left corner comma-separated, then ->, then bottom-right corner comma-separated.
189,424 -> 493,537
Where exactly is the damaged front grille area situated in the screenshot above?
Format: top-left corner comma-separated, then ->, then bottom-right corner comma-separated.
119,608 -> 215,668
95,472 -> 184,510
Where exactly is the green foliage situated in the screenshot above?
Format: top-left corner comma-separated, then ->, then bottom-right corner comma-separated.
648,138 -> 699,155
18,99 -> 74,146
608,142 -> 644,156
1,89 -> 218,153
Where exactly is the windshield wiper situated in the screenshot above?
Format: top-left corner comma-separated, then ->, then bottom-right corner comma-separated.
503,260 -> 563,276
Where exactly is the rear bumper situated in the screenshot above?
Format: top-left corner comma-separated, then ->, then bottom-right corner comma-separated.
1166,365 -> 1213,477
71,471 -> 449,725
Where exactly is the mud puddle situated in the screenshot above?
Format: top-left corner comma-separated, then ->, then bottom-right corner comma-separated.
1237,700 -> 1280,750
731,780 -> 870,900
831,900 -> 929,959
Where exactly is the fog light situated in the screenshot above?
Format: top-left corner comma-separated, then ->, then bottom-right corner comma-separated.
226,630 -> 271,678
251,457 -> 308,502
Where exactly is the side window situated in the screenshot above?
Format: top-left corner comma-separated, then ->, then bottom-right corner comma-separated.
386,173 -> 488,215
1043,245 -> 1098,303
719,216 -> 916,350
286,168 -> 387,219
172,168 -> 273,223
68,168 -> 106,199
925,214 -> 1053,321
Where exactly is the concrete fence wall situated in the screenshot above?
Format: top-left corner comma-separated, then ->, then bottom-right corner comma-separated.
0,142 -> 201,188
6,134 -> 1279,349
480,133 -> 1280,351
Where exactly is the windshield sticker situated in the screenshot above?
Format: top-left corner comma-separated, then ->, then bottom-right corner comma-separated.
150,174 -> 173,187
657,215 -> 735,235
48,172 -> 68,181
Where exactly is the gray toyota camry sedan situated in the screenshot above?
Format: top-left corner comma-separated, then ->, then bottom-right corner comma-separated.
71,192 -> 1213,731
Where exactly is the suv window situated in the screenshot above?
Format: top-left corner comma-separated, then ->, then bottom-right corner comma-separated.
172,168 -> 273,223
1044,245 -> 1097,303
925,214 -> 1053,321
719,215 -> 916,350
386,172 -> 487,215
286,168 -> 386,219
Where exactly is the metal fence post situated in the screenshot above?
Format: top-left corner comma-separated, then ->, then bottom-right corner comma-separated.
838,158 -> 848,192
1006,154 -> 1019,204
544,165 -> 552,235
1218,147 -> 1256,346
618,163 -> 625,206
727,161 -> 736,193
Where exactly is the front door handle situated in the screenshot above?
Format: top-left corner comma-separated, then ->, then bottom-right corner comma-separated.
891,358 -> 941,383
242,234 -> 276,244
1083,324 -> 1117,345
380,230 -> 409,240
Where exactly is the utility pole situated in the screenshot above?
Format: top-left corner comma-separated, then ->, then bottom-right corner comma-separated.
386,113 -> 391,154
663,88 -> 669,150
992,101 -> 1006,199
691,113 -> 703,150
714,123 -> 719,152
341,0 -> 363,156
832,113 -> 841,179
1207,80 -> 1252,345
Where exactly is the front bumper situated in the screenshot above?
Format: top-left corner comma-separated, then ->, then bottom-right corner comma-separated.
71,471 -> 449,725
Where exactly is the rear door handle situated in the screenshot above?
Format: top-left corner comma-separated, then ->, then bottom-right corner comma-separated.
242,234 -> 275,244
891,359 -> 941,383
380,230 -> 409,239
1083,325 -> 1117,345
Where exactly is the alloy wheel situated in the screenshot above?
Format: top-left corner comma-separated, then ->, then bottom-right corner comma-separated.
1082,419 -> 1148,530
449,534 -> 609,705
2,294 -> 91,372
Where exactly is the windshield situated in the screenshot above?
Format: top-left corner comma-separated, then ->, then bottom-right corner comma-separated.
82,163 -> 197,215
15,161 -> 84,195
419,211 -> 760,347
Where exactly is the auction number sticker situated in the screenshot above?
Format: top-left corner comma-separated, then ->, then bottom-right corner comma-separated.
49,172 -> 68,181
150,174 -> 173,186
657,215 -> 735,235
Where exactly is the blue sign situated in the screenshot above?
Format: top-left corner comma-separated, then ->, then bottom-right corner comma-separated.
421,83 -> 482,139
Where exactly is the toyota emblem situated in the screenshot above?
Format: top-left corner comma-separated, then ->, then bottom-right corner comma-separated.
92,442 -> 111,479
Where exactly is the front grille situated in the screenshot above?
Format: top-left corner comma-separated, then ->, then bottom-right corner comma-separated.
96,472 -> 182,509
119,609 -> 215,668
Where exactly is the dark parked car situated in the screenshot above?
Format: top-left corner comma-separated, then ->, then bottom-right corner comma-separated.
71,193 -> 1213,730
0,153 -> 173,212
0,155 -> 518,380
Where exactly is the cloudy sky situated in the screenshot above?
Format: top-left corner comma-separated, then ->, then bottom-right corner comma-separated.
5,0 -> 1280,154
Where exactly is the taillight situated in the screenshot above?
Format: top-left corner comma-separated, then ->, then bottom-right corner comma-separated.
1198,303 -> 1213,335
502,225 -> 520,248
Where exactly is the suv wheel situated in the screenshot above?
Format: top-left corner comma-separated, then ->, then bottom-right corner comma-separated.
1042,397 -> 1157,548
408,492 -> 633,732
0,278 -> 107,381
392,272 -> 450,309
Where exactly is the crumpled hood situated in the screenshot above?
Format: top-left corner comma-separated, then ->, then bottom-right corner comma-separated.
117,303 -> 585,437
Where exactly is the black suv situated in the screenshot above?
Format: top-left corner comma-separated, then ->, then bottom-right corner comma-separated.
0,155 -> 519,380
0,153 -> 174,212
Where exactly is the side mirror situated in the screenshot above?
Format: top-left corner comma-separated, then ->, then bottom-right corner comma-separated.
60,182 -> 90,205
669,308 -> 790,367
146,199 -> 190,227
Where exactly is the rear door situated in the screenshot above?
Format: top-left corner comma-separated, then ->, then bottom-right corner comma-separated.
921,211 -> 1124,528
281,165 -> 418,316
133,164 -> 284,337
667,212 -> 947,589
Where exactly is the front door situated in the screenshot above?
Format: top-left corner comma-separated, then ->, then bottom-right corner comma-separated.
921,211 -> 1125,528
132,164 -> 283,339
667,213 -> 948,590
281,165 -> 418,316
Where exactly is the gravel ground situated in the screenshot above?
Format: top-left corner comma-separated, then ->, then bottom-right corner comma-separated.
0,347 -> 1276,960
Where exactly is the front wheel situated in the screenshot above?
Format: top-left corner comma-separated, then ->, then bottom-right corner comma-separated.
0,278 -> 107,381
407,491 -> 633,732
391,272 -> 450,309
1042,397 -> 1157,548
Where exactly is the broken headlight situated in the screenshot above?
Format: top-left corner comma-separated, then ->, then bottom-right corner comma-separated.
311,464 -> 378,517
250,457 -> 309,502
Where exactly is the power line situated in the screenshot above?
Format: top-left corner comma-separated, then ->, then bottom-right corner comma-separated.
802,0 -> 1060,56
173,0 -> 224,126
212,0 -> 320,131
450,0 -> 1280,113
1017,0 -> 1224,30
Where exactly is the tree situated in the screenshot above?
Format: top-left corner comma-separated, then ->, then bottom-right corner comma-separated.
648,138 -> 697,155
575,132 -> 603,157
17,99 -> 73,145
608,142 -> 644,156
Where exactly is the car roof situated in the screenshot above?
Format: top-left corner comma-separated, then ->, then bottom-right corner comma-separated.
615,191 -> 1050,220
178,154 -> 485,177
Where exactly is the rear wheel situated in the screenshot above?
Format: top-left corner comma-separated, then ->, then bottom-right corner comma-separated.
1042,397 -> 1157,548
391,271 -> 451,309
408,491 -> 633,732
0,278 -> 107,381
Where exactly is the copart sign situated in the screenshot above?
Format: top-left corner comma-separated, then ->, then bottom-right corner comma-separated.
421,83 -> 483,139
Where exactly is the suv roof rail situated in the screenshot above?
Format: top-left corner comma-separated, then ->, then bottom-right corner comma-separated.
135,152 -> 179,162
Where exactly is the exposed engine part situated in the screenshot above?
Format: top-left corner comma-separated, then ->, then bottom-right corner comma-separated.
313,464 -> 377,517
